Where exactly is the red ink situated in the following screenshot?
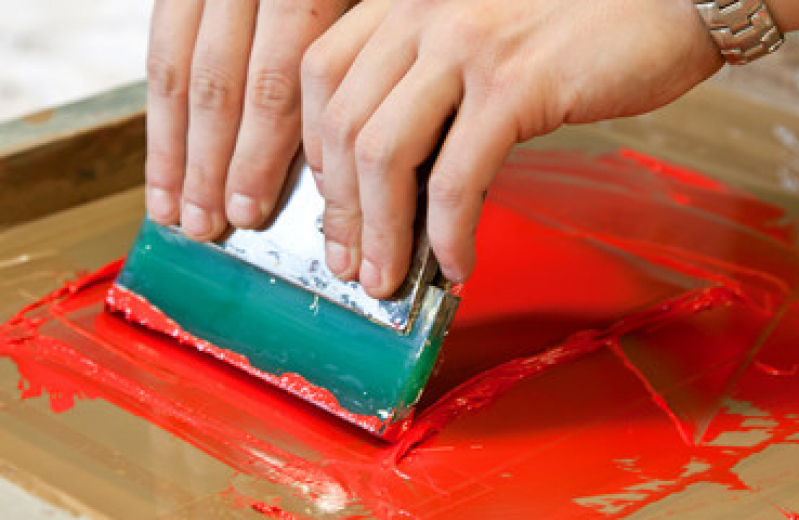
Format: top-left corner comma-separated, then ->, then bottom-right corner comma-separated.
2,149 -> 798,517
777,507 -> 799,520
222,485 -> 302,520
396,286 -> 742,461
619,148 -> 729,192
1,293 -> 378,515
755,361 -> 799,377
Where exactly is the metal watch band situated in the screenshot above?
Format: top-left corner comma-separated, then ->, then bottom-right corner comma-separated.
693,0 -> 784,65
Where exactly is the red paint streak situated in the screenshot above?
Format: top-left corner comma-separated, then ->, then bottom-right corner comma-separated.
619,148 -> 729,192
8,259 -> 124,319
1,303 -> 346,492
222,485 -> 302,520
251,503 -> 297,519
395,286 -> 741,461
755,361 -> 799,377
777,508 -> 799,520
105,285 -> 387,435
2,149 -> 798,518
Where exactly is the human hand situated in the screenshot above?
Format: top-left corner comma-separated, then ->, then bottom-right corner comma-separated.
301,0 -> 723,298
145,0 -> 351,240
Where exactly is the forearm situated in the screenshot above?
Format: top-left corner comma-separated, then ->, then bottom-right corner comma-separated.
769,0 -> 799,32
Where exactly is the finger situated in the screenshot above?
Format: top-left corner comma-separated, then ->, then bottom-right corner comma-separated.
300,0 -> 390,187
321,8 -> 417,280
225,0 -> 351,229
181,0 -> 258,240
355,59 -> 461,298
145,0 -> 204,225
427,99 -> 516,283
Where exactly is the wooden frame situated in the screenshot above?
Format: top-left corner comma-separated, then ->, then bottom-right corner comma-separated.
0,82 -> 146,229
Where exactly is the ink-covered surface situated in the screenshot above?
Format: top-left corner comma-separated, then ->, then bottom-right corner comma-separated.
2,144 -> 799,518
2,45 -> 799,520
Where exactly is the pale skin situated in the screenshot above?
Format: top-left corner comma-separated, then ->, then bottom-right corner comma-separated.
145,0 -> 799,298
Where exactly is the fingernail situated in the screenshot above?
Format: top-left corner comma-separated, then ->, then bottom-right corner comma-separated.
326,241 -> 350,275
228,192 -> 264,228
359,259 -> 382,291
148,187 -> 176,222
182,202 -> 212,238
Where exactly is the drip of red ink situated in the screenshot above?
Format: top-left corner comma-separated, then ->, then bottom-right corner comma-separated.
2,149 -> 799,518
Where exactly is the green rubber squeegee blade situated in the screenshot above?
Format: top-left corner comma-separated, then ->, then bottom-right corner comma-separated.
114,218 -> 458,438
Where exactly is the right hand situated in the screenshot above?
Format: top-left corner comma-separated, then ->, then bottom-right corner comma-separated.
144,0 -> 352,240
298,0 -> 722,298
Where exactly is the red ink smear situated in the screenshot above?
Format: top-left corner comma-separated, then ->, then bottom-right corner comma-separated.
396,286 -> 742,461
755,361 -> 799,377
777,507 -> 799,520
619,148 -> 729,193
1,290 -> 384,516
222,485 -> 302,520
2,149 -> 799,518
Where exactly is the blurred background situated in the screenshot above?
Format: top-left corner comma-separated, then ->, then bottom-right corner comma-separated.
0,0 -> 152,122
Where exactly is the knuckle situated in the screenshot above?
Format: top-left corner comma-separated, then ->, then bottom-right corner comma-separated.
181,193 -> 219,214
145,149 -> 184,189
323,100 -> 359,148
439,12 -> 488,44
515,102 -> 563,141
393,0 -> 428,19
323,203 -> 361,245
428,173 -> 466,211
182,161 -> 220,205
248,69 -> 298,117
190,66 -> 236,111
364,215 -> 412,244
181,191 -> 217,212
483,70 -> 514,100
227,154 -> 285,204
147,54 -> 188,99
271,0 -> 327,17
228,156 -> 266,191
523,74 -> 566,137
300,44 -> 334,86
354,128 -> 392,175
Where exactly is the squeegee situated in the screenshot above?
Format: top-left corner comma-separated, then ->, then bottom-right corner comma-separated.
111,154 -> 460,439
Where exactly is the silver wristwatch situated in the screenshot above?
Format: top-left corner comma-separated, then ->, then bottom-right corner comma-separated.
693,0 -> 784,65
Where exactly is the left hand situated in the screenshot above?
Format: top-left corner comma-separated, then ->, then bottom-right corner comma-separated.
300,0 -> 722,298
